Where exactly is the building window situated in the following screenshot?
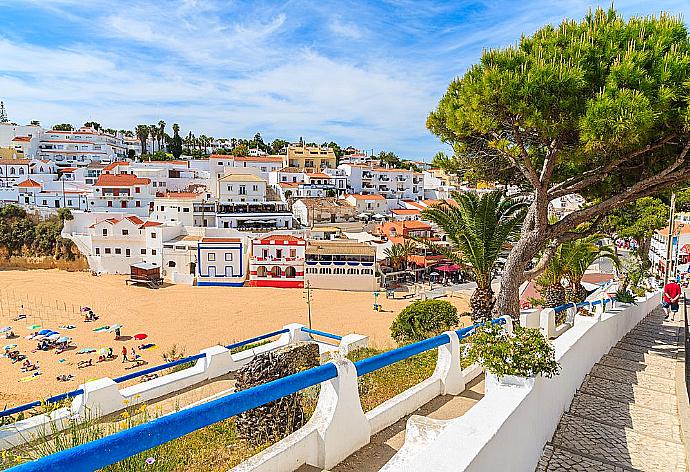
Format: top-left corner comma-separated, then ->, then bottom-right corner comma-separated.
126,248 -> 130,257
102,228 -> 108,236
225,253 -> 233,261
183,208 -> 189,212
152,250 -> 157,255
107,201 -> 113,207
257,266 -> 267,277
208,253 -> 215,261
105,248 -> 111,254
141,249 -> 146,255
95,247 -> 100,255
290,249 -> 296,258
150,232 -> 156,238
168,261 -> 176,268
115,248 -> 121,255
239,185 -> 246,195
136,201 -> 141,207
135,187 -> 140,193
252,185 -> 258,191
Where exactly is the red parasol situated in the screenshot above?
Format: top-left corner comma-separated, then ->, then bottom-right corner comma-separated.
133,333 -> 148,341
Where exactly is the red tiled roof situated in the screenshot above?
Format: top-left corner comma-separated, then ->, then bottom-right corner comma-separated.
125,216 -> 145,225
259,235 -> 304,243
0,159 -> 30,165
16,179 -> 41,188
306,173 -> 330,179
94,174 -> 150,187
11,136 -> 31,142
201,237 -> 241,243
103,161 -> 130,171
347,193 -> 385,200
391,208 -> 421,215
159,192 -> 201,199
140,221 -> 163,228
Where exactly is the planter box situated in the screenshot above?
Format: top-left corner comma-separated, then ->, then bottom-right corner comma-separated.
485,372 -> 536,391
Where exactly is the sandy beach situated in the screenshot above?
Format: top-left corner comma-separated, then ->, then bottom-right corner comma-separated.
0,270 -> 470,408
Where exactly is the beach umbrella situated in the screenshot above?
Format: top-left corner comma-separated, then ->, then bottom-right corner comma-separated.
357,213 -> 369,219
4,344 -> 16,350
0,326 -> 11,333
57,336 -> 70,343
373,213 -> 386,219
108,324 -> 123,332
133,333 -> 147,341
430,271 -> 440,277
47,333 -> 61,341
38,329 -> 51,335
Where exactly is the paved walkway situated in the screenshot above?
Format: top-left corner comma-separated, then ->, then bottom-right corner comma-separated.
537,308 -> 687,471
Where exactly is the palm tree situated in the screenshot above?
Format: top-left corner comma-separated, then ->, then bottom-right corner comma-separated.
537,235 -> 621,306
420,191 -> 526,322
384,240 -> 416,270
135,125 -> 149,156
158,120 -> 166,151
563,236 -> 620,303
148,125 -> 158,154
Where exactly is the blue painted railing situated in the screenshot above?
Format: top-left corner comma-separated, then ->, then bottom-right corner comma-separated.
301,327 -> 343,341
0,327 -> 308,419
552,296 -> 617,313
225,328 -> 290,351
7,318 -> 507,471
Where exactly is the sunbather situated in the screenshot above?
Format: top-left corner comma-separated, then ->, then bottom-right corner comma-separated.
77,359 -> 93,369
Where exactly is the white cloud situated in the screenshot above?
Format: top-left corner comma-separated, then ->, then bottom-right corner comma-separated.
328,17 -> 365,40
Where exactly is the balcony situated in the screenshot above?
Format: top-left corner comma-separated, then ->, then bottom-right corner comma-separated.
379,176 -> 390,182
362,172 -> 373,179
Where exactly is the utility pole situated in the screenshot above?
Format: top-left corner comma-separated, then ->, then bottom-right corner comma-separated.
664,192 -> 677,285
303,280 -> 313,329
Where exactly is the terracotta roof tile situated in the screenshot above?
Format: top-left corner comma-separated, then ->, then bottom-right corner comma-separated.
94,174 -> 150,187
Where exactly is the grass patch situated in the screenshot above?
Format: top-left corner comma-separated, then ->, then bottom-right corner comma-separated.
229,339 -> 271,354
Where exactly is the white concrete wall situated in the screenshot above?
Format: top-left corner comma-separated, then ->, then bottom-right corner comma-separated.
0,324 -> 363,450
382,291 -> 659,472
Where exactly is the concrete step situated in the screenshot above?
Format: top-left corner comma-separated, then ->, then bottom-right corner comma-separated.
607,347 -> 679,367
614,341 -> 678,358
598,354 -> 675,379
589,364 -> 676,395
536,444 -> 635,471
569,392 -> 682,443
551,414 -> 686,471
579,375 -> 679,415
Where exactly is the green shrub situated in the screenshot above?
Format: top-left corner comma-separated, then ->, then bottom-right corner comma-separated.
467,323 -> 559,378
390,299 -> 458,344
614,289 -> 637,305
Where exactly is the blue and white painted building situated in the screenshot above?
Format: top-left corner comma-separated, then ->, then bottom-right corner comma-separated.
197,236 -> 247,286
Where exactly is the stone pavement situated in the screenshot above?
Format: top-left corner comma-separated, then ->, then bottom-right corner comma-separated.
536,308 -> 687,471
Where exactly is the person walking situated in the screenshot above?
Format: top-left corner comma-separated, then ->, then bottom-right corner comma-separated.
121,346 -> 128,363
663,276 -> 682,321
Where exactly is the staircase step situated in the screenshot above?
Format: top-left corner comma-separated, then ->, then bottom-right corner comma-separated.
551,414 -> 686,471
569,392 -> 682,443
589,364 -> 675,394
598,355 -> 675,379
622,333 -> 679,348
614,341 -> 678,358
536,444 -> 631,471
579,375 -> 678,415
607,347 -> 678,367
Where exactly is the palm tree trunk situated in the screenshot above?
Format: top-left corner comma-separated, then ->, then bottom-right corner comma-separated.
545,283 -> 565,308
470,286 -> 495,322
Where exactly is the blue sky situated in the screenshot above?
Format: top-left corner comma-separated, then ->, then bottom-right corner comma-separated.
0,1 -> 688,160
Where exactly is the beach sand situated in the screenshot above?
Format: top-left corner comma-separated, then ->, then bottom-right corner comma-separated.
0,270 -> 470,408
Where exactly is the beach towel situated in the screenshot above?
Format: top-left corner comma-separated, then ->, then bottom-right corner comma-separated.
58,358 -> 66,363
19,373 -> 40,382
139,343 -> 157,350
92,326 -> 110,332
77,348 -> 96,354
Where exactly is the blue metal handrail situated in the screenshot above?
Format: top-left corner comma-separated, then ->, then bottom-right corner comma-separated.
0,328 -> 290,419
0,388 -> 85,418
113,353 -> 207,384
225,328 -> 289,350
7,363 -> 339,472
6,318 -> 508,470
301,327 -> 343,341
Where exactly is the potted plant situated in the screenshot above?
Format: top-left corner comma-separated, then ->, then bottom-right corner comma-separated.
467,323 -> 559,388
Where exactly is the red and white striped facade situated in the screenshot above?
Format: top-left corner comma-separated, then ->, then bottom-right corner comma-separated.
249,235 -> 305,288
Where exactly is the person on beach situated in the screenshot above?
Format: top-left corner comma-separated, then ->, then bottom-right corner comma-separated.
663,276 -> 682,321
121,346 -> 128,363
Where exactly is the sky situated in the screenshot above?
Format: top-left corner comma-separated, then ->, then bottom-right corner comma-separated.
0,1 -> 689,160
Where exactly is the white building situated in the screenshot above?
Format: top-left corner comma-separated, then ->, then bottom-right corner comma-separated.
37,127 -> 128,166
292,198 -> 357,227
339,164 -> 424,207
344,194 -> 388,216
91,173 -> 154,216
197,235 -> 248,286
0,159 -> 31,187
216,173 -> 267,203
0,122 -> 42,157
304,240 -> 378,291
151,192 -> 207,227
249,234 -> 306,288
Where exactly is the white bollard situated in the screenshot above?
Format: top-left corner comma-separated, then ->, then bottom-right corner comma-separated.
311,358 -> 371,469
434,331 -> 465,395
72,377 -> 124,419
539,308 -> 556,338
201,345 -> 237,380
338,334 -> 369,356
281,323 -> 312,344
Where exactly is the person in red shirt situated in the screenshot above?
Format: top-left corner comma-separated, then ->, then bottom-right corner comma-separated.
663,277 -> 682,321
